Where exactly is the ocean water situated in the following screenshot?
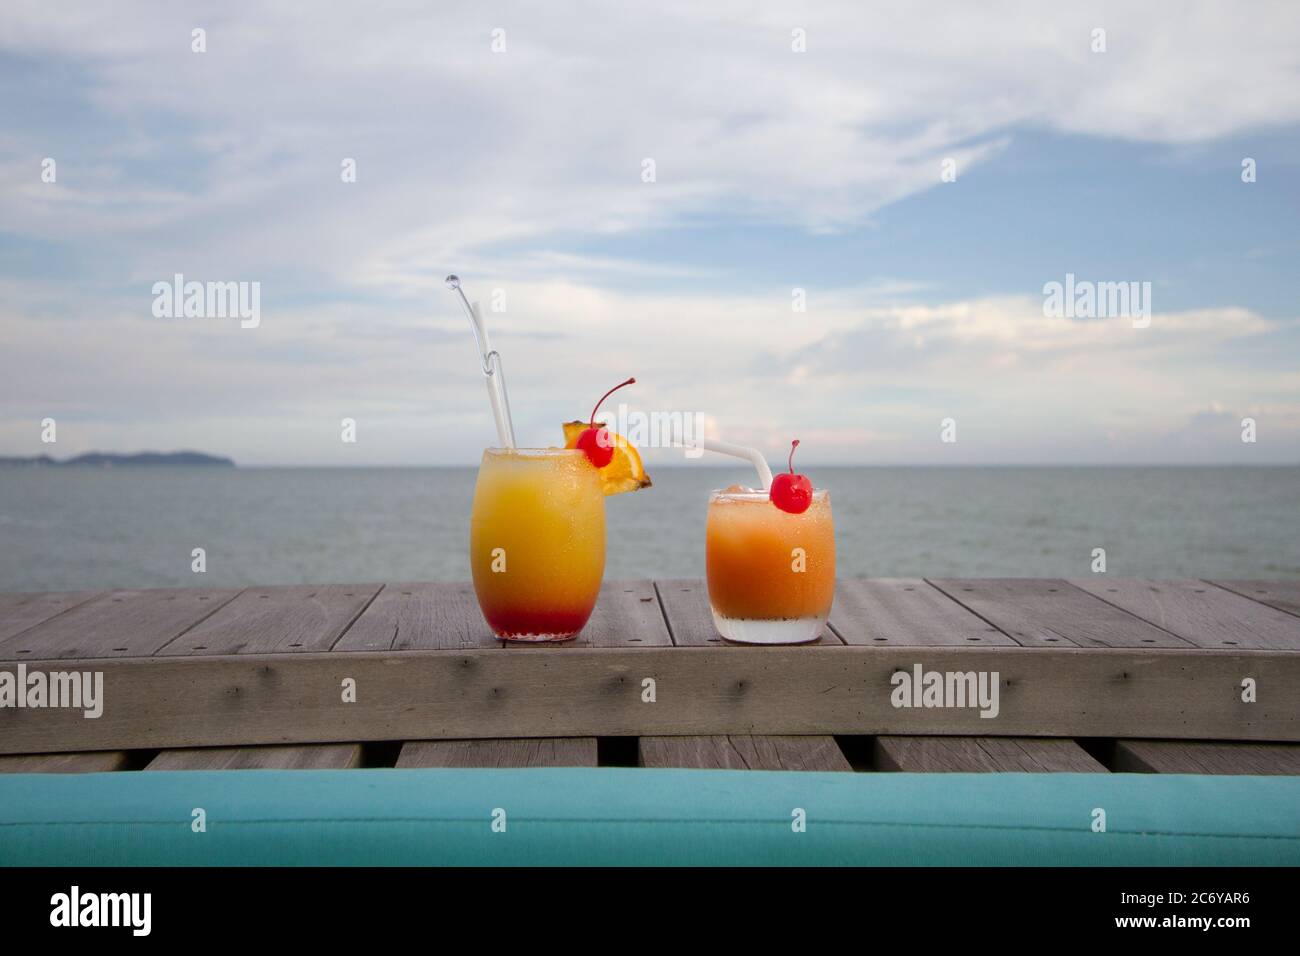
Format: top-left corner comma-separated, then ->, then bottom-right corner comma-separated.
0,466 -> 1297,592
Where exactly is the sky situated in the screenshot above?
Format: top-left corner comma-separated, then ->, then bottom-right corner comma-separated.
1,0 -> 1298,466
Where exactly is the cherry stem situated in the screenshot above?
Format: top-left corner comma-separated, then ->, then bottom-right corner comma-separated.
589,377 -> 636,427
787,439 -> 800,474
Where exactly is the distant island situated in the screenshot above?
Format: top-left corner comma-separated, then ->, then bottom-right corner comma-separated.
0,451 -> 235,468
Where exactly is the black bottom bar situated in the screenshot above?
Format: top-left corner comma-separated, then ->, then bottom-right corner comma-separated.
0,867 -> 1287,940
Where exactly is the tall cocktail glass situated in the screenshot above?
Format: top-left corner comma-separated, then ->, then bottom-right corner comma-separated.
470,447 -> 605,642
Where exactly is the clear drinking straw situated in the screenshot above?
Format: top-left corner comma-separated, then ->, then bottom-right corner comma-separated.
675,433 -> 774,490
446,275 -> 516,448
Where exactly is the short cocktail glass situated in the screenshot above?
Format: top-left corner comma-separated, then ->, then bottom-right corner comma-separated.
705,488 -> 835,644
470,448 -> 605,642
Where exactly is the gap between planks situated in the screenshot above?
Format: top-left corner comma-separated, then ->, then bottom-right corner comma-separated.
5,738 -> 1299,774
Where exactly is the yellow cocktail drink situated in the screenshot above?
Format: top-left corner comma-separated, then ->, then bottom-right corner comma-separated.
706,488 -> 835,644
470,448 -> 606,641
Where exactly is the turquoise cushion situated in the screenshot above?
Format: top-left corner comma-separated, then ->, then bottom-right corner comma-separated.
1,768 -> 1297,866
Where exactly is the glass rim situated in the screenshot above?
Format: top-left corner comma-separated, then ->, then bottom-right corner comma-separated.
482,446 -> 585,457
709,487 -> 829,502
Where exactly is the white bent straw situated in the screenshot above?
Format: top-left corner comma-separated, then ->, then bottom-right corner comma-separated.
446,275 -> 516,448
677,434 -> 774,490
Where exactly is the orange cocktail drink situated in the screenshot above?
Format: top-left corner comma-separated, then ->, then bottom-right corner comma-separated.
448,274 -> 648,641
706,488 -> 835,644
470,448 -> 605,641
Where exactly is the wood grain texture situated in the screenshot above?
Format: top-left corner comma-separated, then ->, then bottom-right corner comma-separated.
655,579 -> 841,645
0,591 -> 102,643
654,580 -> 725,646
930,579 -> 1189,648
157,584 -> 382,655
3,644 -> 1295,754
650,582 -> 843,771
1210,580 -> 1300,619
146,744 -> 362,770
831,578 -> 1013,646
1071,579 -> 1300,651
334,582 -> 496,651
0,751 -> 132,773
397,738 -> 597,768
0,588 -> 243,660
547,580 -> 672,649
639,735 -> 851,771
1111,740 -> 1300,775
874,736 -> 1107,773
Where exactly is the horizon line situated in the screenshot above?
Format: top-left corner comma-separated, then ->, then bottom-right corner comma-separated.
80,460 -> 1300,469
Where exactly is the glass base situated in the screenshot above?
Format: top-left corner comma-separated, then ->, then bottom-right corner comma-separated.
496,631 -> 580,644
710,611 -> 827,645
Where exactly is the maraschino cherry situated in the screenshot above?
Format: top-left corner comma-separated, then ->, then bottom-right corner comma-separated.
769,439 -> 813,513
575,377 -> 635,468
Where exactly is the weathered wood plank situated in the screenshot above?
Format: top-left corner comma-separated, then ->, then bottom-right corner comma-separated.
146,744 -> 362,770
654,580 -> 725,645
0,751 -> 132,773
478,581 -> 661,760
496,582 -> 662,760
873,736 -> 1107,772
0,588 -> 243,660
1111,740 -> 1300,775
0,591 -> 102,643
3,645 -> 1295,753
1071,579 -> 1300,650
156,584 -> 383,655
1211,580 -> 1300,619
396,738 -> 597,768
639,735 -> 851,771
930,579 -> 1189,648
655,579 -> 841,645
578,580 -> 673,648
334,582 -> 496,651
649,582 -> 845,770
831,578 -> 1013,646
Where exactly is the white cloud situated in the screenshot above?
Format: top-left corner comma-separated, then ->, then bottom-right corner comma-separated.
2,0 -> 1299,282
2,276 -> 1295,464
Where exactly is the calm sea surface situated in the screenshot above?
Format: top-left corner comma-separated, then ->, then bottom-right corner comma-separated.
1,466 -> 1297,592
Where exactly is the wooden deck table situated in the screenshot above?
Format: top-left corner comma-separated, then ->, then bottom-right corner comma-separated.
2,578 -> 1298,776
